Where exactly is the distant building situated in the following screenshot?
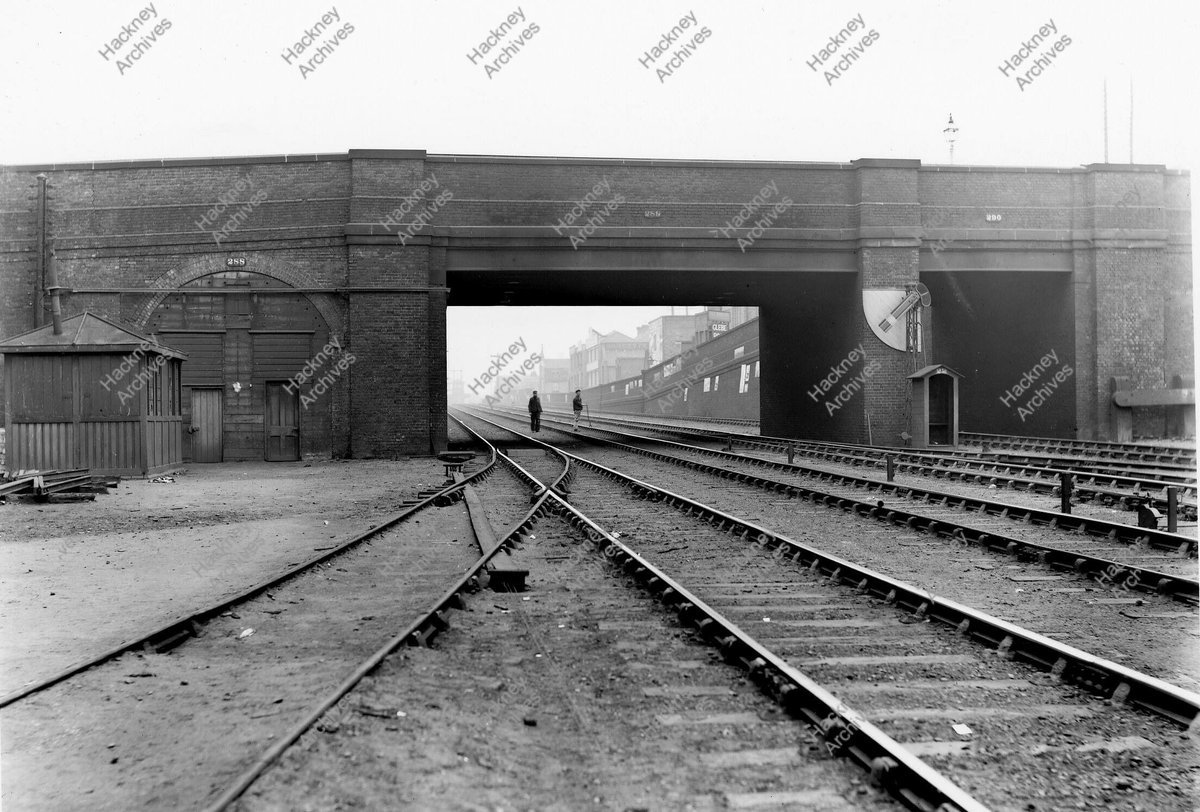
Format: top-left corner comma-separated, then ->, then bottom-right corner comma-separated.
569,328 -> 648,390
539,357 -> 570,393
539,357 -> 571,408
643,308 -> 733,365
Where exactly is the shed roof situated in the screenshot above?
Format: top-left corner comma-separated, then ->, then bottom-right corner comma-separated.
0,311 -> 188,359
907,363 -> 963,379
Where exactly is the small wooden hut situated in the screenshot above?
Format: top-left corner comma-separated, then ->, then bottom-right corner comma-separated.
0,312 -> 187,476
907,364 -> 962,448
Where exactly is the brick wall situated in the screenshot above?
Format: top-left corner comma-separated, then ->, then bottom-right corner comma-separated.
0,154 -> 360,457
1,150 -> 1190,455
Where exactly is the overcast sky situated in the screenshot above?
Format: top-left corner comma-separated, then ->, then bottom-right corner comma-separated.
2,1 -> 1195,380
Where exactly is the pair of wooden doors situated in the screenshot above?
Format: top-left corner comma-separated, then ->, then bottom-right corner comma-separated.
189,383 -> 299,462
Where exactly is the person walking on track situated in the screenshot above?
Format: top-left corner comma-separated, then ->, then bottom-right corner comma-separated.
572,389 -> 584,430
528,390 -> 542,432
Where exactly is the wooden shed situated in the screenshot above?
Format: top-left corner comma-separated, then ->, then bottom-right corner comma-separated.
907,364 -> 962,448
0,312 -> 187,476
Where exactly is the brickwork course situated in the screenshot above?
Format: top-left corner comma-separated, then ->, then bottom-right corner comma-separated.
0,150 -> 1191,458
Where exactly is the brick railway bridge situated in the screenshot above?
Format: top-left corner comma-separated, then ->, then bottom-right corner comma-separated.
0,150 -> 1191,460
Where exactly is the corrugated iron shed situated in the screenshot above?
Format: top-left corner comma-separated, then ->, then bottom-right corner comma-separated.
1,312 -> 187,476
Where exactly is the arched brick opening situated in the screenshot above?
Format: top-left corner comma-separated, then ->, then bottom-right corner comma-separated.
132,255 -> 345,338
139,258 -> 350,462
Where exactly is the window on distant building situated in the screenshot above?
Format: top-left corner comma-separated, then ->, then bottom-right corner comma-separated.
734,346 -> 744,359
754,360 -> 760,377
703,377 -> 711,392
683,386 -> 688,402
739,363 -> 750,394
713,374 -> 720,391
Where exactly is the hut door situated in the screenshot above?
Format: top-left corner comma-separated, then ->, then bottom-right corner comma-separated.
191,388 -> 223,462
265,383 -> 300,461
927,374 -> 952,445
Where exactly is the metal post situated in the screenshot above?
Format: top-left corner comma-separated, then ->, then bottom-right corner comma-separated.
1059,472 -> 1072,515
35,174 -> 48,328
1167,487 -> 1178,533
886,455 -> 895,482
786,443 -> 795,465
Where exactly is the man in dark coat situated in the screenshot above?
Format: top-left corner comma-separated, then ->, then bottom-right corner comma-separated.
528,390 -> 542,432
572,389 -> 584,429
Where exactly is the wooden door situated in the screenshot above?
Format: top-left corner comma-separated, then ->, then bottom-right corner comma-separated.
265,383 -> 300,461
190,388 -> 223,462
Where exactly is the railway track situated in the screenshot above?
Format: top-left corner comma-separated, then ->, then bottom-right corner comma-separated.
496,407 -> 1199,602
200,424 -> 571,811
0,443 -> 552,811
598,415 -> 1197,472
454,413 -> 990,811
9,412 -> 1195,809
234,421 -> 910,810
210,416 -> 967,811
532,408 -> 1199,520
960,432 -> 1197,469
0,447 -> 498,709
457,409 -> 1200,811
484,410 -> 1200,688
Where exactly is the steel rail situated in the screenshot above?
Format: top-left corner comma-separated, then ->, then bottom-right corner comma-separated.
775,452 -> 1199,513
960,431 -> 1197,467
506,407 -> 1199,560
203,415 -> 571,812
520,407 -> 1199,503
0,445 -> 500,710
467,410 -> 1200,730
588,415 -> 1196,472
515,405 -> 1198,490
460,410 -> 989,812
979,451 -> 1197,479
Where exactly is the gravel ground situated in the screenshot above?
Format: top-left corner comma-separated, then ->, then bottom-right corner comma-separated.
1,496 -> 480,811
0,457 -> 449,696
